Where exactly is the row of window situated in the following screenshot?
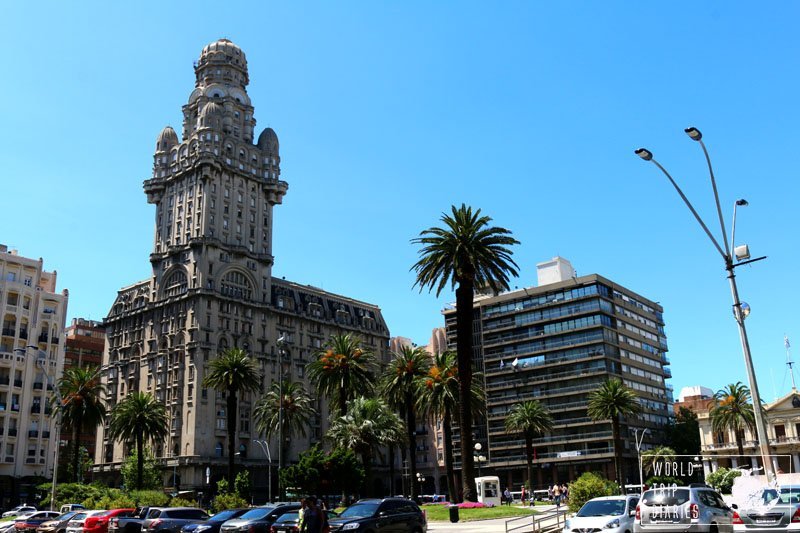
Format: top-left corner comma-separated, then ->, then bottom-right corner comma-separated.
483,283 -> 609,318
484,298 -> 612,332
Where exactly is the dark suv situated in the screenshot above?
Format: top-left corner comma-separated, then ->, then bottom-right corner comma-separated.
219,504 -> 300,533
328,498 -> 426,533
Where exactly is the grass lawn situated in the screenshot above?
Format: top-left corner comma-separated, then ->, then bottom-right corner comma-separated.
423,504 -> 538,522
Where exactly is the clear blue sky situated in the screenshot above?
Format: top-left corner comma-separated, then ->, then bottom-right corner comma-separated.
3,1 -> 799,400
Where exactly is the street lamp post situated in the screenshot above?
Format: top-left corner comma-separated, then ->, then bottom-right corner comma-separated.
276,336 -> 286,499
415,472 -> 426,499
254,439 -> 272,503
636,127 -> 773,480
473,443 -> 486,478
634,429 -> 649,493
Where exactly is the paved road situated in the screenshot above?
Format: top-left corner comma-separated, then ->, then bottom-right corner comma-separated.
428,505 -> 567,533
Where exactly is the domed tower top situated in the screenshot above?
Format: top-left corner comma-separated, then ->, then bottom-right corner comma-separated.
257,127 -> 279,155
155,125 -> 179,152
195,38 -> 249,88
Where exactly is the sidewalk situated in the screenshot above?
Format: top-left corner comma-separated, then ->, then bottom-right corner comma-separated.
428,504 -> 568,533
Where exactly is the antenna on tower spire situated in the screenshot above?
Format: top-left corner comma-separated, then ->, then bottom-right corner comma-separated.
786,335 -> 796,391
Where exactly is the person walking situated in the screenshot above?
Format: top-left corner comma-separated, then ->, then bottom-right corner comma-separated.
521,485 -> 527,505
503,487 -> 512,506
301,496 -> 323,533
553,484 -> 562,509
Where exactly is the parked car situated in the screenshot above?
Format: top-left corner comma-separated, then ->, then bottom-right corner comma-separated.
328,498 -> 426,533
83,510 -> 137,533
109,508 -> 159,533
181,510 -> 248,533
4,509 -> 37,520
270,510 -> 338,533
66,512 -> 108,533
58,509 -> 84,517
36,511 -> 81,533
731,484 -> 800,531
141,508 -> 208,533
220,504 -> 301,533
634,485 -> 734,533
1,517 -> 34,533
563,495 -> 639,533
15,512 -> 61,533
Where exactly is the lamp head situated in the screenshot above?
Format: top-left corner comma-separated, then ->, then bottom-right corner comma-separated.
685,127 -> 702,141
635,148 -> 653,161
736,199 -> 749,206
277,336 -> 286,345
474,442 -> 482,451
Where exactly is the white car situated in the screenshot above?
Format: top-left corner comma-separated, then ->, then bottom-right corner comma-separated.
0,514 -> 35,533
564,495 -> 640,533
65,512 -> 107,533
2,509 -> 36,520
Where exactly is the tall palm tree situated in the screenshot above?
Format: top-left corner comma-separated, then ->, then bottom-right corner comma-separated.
587,379 -> 641,486
416,350 -> 485,503
107,392 -> 168,490
55,366 -> 107,482
642,446 -> 677,476
411,204 -> 519,501
307,333 -> 376,416
326,397 -> 405,497
254,380 -> 316,493
710,382 -> 756,464
380,345 -> 431,499
504,400 -> 553,492
202,348 -> 262,483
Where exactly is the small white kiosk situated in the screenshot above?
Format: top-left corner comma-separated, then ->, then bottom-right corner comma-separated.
475,476 -> 502,506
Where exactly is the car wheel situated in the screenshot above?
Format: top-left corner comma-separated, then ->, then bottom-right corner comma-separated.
708,525 -> 718,533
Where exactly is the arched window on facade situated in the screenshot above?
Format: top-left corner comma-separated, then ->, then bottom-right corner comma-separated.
163,270 -> 188,298
220,270 -> 252,301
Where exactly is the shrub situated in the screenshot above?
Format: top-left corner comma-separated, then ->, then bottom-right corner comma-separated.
705,467 -> 742,494
169,497 -> 198,508
128,490 -> 170,507
211,492 -> 248,513
456,502 -> 486,508
567,472 -> 617,513
39,482 -> 106,509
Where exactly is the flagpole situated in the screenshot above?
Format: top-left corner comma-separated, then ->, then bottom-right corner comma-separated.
786,336 -> 796,391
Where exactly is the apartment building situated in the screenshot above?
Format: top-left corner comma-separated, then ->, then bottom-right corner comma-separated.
443,257 -> 673,488
0,245 -> 68,506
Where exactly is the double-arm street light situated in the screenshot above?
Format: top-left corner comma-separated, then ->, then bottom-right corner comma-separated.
254,439 -> 272,503
473,442 -> 486,478
635,127 -> 773,480
276,336 -> 287,499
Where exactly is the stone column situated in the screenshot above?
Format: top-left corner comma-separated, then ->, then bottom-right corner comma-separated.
731,457 -> 739,468
711,459 -> 719,472
751,456 -> 760,470
703,460 -> 712,478
792,453 -> 800,474
772,456 -> 780,474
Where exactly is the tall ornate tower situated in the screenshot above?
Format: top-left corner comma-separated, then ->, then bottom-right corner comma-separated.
96,40 -> 390,497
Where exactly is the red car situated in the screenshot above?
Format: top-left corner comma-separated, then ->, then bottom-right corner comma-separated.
84,511 -> 136,533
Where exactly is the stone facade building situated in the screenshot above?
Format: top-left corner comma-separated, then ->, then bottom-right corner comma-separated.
0,245 -> 68,506
93,39 -> 390,498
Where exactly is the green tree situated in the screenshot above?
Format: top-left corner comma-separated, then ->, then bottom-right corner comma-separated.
641,446 -> 677,475
279,445 -> 364,498
211,479 -> 248,513
416,350 -> 484,502
587,379 -> 641,486
254,380 -> 316,489
381,345 -> 431,499
504,400 -> 553,492
108,392 -> 168,490
326,397 -> 405,497
234,471 -> 251,500
705,467 -> 742,494
202,348 -> 262,484
308,334 -> 377,416
119,447 -> 162,490
57,444 -> 93,483
55,366 -> 107,483
567,472 -> 618,513
666,407 -> 701,457
411,204 -> 519,500
710,382 -> 756,464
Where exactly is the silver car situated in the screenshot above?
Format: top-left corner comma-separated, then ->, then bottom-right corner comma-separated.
634,486 -> 734,533
732,485 -> 800,532
66,512 -> 107,533
564,495 -> 639,533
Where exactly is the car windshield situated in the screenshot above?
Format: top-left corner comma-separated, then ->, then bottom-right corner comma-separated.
56,513 -> 77,521
239,508 -> 273,521
768,487 -> 800,505
273,513 -> 299,524
71,514 -> 88,521
339,504 -> 379,519
210,510 -> 241,522
641,489 -> 690,506
576,500 -> 626,517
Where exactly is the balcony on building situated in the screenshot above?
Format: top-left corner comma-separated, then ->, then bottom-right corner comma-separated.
19,329 -> 27,340
0,376 -> 8,386
38,333 -> 49,343
28,430 -> 38,438
13,380 -> 22,388
8,428 -> 17,437
33,381 -> 43,390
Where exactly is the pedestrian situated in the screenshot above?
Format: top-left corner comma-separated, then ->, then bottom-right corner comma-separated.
553,484 -> 561,509
298,498 -> 307,532
301,496 -> 323,533
503,487 -> 512,506
561,484 -> 568,503
521,485 -> 527,505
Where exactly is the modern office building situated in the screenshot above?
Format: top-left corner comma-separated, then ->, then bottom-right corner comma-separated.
63,318 -> 105,472
0,244 -> 68,506
443,257 -> 673,488
93,39 -> 390,498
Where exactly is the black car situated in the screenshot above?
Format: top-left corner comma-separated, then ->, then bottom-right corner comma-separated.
269,511 -> 338,533
181,510 -> 248,533
219,504 -> 301,533
328,499 -> 426,533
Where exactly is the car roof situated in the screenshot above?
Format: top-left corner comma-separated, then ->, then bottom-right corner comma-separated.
588,495 -> 635,501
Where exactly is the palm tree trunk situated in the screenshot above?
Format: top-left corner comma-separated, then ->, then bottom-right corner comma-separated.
443,406 -> 457,503
72,415 -> 81,483
388,446 -> 396,495
525,432 -> 534,492
455,281 -> 476,502
407,393 -> 418,499
136,430 -> 144,490
339,379 -> 347,416
362,449 -> 373,498
227,387 -> 237,484
736,429 -> 745,467
611,417 -> 621,490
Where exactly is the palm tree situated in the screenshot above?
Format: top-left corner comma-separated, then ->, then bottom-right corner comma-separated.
202,348 -> 262,483
326,397 -> 405,497
504,400 -> 553,492
411,204 -> 519,501
55,366 -> 107,482
642,446 -> 676,476
710,382 -> 756,465
107,392 -> 168,490
380,345 -> 431,499
254,380 -> 316,491
587,379 -> 641,486
416,350 -> 485,503
307,333 -> 377,416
